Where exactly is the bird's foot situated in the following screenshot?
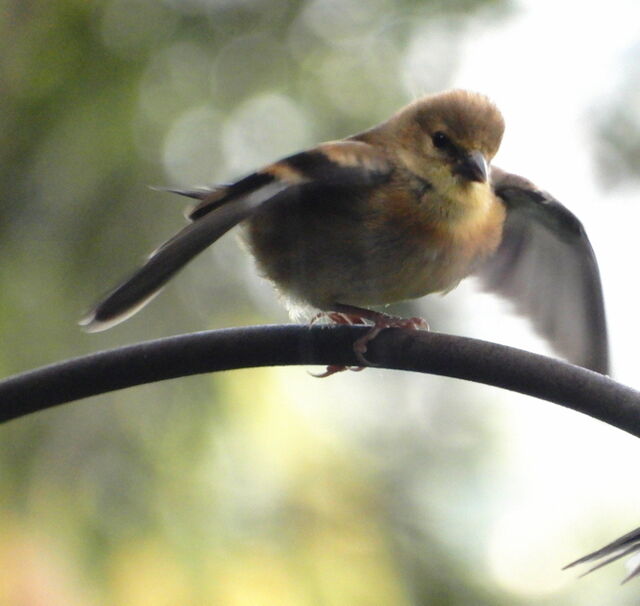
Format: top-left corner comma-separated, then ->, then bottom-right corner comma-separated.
311,304 -> 429,376
309,364 -> 366,378
309,310 -> 368,377
348,311 -> 429,365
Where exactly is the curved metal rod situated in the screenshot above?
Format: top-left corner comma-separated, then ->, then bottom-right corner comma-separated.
0,325 -> 639,434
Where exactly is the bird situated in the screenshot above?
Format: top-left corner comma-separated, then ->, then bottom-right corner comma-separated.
80,89 -> 609,374
564,525 -> 640,583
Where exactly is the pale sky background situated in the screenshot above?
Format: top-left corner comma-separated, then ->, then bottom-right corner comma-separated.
449,0 -> 640,596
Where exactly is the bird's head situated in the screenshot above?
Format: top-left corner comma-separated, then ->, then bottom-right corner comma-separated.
388,90 -> 505,194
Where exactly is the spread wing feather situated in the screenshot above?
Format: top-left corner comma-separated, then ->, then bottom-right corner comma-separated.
80,142 -> 391,331
477,167 -> 609,373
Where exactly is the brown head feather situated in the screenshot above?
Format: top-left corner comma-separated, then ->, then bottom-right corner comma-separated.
413,90 -> 504,159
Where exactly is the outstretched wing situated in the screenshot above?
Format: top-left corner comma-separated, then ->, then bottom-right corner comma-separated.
80,141 -> 391,331
476,167 -> 609,374
564,525 -> 640,583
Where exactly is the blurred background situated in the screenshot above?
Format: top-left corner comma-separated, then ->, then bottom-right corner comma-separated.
2,0 -> 640,603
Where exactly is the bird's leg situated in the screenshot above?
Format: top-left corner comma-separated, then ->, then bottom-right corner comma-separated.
309,311 -> 369,377
330,304 -> 429,365
310,304 -> 429,377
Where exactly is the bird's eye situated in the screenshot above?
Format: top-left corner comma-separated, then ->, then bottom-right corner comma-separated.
432,131 -> 450,149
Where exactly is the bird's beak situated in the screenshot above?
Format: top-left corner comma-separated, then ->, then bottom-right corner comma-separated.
454,150 -> 488,183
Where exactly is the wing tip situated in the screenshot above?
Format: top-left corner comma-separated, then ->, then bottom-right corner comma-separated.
563,536 -> 640,583
78,309 -> 102,332
78,309 -> 123,333
579,343 -> 610,376
78,305 -> 133,333
79,288 -> 163,333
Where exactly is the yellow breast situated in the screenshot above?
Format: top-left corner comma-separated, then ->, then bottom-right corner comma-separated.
388,183 -> 506,299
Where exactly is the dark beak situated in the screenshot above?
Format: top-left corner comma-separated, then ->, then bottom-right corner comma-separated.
454,150 -> 488,183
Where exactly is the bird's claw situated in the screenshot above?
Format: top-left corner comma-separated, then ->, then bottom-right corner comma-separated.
312,308 -> 429,376
309,364 -> 366,378
353,314 -> 429,365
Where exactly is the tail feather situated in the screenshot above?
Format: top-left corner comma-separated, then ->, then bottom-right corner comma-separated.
187,172 -> 274,221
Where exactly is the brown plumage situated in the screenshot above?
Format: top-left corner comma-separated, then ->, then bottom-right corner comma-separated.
81,90 -> 609,374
